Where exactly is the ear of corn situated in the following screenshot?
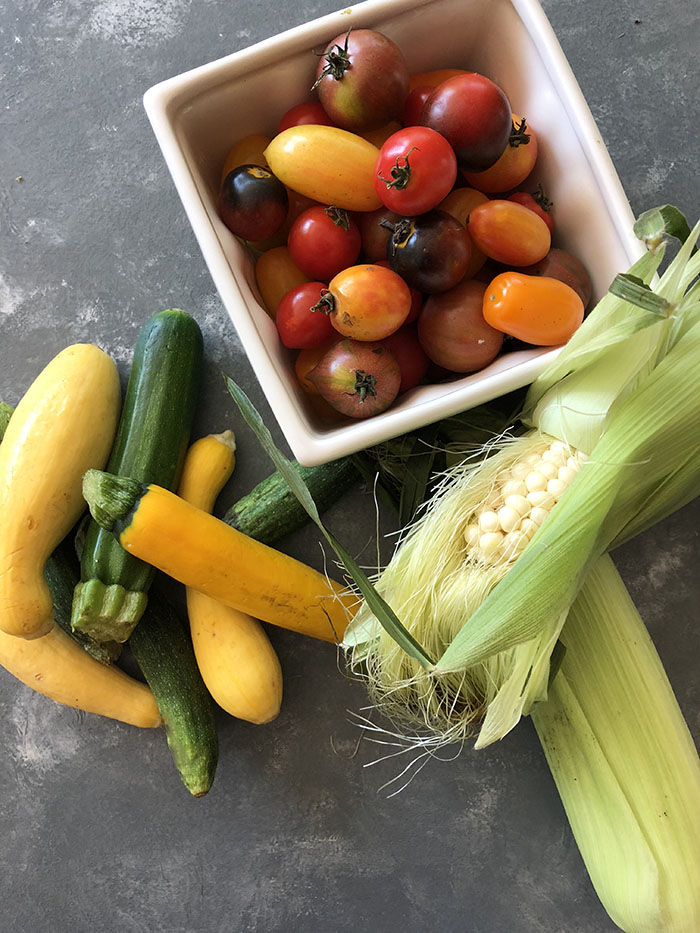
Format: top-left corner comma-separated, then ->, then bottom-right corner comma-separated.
532,555 -> 700,933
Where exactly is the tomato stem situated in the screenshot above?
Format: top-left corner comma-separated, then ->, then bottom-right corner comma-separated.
509,117 -> 531,148
377,147 -> 419,191
311,28 -> 352,89
532,183 -> 553,211
349,370 -> 378,402
310,289 -> 335,315
325,206 -> 351,230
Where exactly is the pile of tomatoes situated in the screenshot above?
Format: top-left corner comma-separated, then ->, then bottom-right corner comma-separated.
218,28 -> 592,420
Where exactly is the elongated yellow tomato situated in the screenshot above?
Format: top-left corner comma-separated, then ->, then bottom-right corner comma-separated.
178,432 -> 283,724
0,625 -> 161,727
264,126 -> 383,211
0,345 -> 121,639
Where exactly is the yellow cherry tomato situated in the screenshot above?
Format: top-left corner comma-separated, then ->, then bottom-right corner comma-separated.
220,133 -> 271,182
254,246 -> 310,318
264,126 -> 383,212
483,272 -> 584,346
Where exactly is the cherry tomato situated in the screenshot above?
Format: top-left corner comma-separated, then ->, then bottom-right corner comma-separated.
357,207 -> 402,262
376,259 -> 423,322
462,116 -> 538,193
402,85 -> 433,125
278,101 -> 335,133
482,272 -> 584,345
521,248 -> 592,308
295,335 -> 343,394
219,164 -> 288,241
309,339 -> 401,418
508,187 -> 554,234
468,199 -> 551,266
276,282 -> 336,349
420,73 -> 512,172
360,120 -> 403,148
288,206 -> 361,282
438,186 -> 489,278
408,68 -> 467,91
255,246 -> 310,317
381,324 -> 430,392
374,126 -> 457,215
220,134 -> 270,182
418,279 -> 503,372
313,29 -> 410,132
387,211 -> 471,294
264,126 -> 382,211
318,264 -> 411,340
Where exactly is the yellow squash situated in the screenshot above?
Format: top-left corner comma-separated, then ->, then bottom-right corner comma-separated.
178,432 -> 283,724
0,345 -> 121,639
0,625 -> 161,727
84,470 -> 357,642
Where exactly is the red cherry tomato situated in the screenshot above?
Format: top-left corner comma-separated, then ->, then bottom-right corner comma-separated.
319,264 -> 412,341
463,116 -> 538,193
276,282 -> 336,349
418,279 -> 503,372
278,101 -> 335,133
382,324 -> 429,392
402,85 -> 433,125
309,340 -> 401,418
482,272 -> 584,345
468,199 -> 551,266
420,73 -> 512,172
374,126 -> 457,215
508,187 -> 554,234
287,205 -> 361,282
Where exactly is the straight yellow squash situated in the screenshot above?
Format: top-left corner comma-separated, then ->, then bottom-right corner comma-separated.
178,431 -> 283,724
0,345 -> 121,639
83,470 -> 357,643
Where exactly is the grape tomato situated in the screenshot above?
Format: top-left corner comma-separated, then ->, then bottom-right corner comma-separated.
483,272 -> 584,345
468,199 -> 551,266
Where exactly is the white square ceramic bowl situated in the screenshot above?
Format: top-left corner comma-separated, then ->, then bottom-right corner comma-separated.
144,0 -> 643,466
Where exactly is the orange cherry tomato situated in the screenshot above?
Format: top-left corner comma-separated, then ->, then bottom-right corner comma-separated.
264,126 -> 382,211
468,199 -> 551,266
408,68 -> 467,91
483,272 -> 584,346
462,115 -> 538,193
221,134 -> 271,182
255,246 -> 310,317
322,264 -> 411,341
438,187 -> 489,278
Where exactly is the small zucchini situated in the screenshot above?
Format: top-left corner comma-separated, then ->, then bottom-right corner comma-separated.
0,344 -> 121,639
72,309 -> 203,643
82,470 -> 356,642
179,432 -> 283,724
129,582 -> 218,797
223,456 -> 359,545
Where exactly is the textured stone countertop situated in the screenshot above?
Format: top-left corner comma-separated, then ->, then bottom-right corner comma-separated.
1,1 -> 699,931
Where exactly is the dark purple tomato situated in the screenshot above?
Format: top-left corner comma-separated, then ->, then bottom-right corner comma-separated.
521,248 -> 592,309
420,73 -> 512,172
386,210 -> 471,294
313,29 -> 410,133
219,164 -> 288,241
276,281 -> 336,349
418,278 -> 504,372
357,206 -> 403,262
309,339 -> 401,418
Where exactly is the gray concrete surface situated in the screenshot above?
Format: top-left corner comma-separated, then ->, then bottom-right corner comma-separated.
1,1 -> 699,931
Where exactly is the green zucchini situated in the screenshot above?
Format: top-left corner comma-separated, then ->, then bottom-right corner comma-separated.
128,580 -> 218,797
71,309 -> 203,643
0,401 -> 120,664
223,455 -> 359,545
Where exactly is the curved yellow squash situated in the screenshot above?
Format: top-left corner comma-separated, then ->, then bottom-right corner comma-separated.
0,345 -> 121,638
0,624 -> 161,727
178,432 -> 283,724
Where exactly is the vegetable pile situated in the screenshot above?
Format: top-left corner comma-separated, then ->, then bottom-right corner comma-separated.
218,28 -> 592,419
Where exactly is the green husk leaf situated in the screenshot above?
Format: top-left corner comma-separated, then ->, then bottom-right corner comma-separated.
633,203 -> 693,249
0,402 -> 12,437
397,421 -> 441,526
608,273 -> 673,315
223,376 -> 434,668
